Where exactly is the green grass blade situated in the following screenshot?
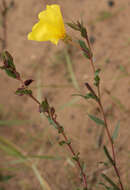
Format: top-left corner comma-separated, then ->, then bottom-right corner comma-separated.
0,136 -> 25,159
32,164 -> 52,190
65,50 -> 80,91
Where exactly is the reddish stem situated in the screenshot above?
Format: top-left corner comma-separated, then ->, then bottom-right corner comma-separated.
85,33 -> 124,190
19,77 -> 89,190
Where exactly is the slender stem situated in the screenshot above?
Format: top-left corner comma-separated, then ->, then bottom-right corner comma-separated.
85,34 -> 124,190
98,100 -> 124,190
85,38 -> 95,74
62,131 -> 88,189
18,77 -> 88,190
2,0 -> 7,50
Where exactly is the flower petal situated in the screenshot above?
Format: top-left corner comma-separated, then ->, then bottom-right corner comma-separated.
28,4 -> 66,45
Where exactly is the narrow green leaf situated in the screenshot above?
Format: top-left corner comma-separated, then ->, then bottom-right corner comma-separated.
5,69 -> 17,79
78,40 -> 92,59
112,121 -> 120,142
88,114 -> 105,126
72,93 -> 98,101
47,116 -> 58,129
103,146 -> 115,166
95,68 -> 101,76
94,68 -> 101,86
59,141 -> 66,146
15,88 -> 32,96
85,93 -> 98,100
66,22 -> 80,31
81,27 -> 87,39
78,40 -> 88,51
1,51 -> 15,69
101,174 -> 120,190
39,99 -> 49,113
72,152 -> 80,162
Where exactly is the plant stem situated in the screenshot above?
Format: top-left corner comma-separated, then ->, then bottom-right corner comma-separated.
98,100 -> 124,190
85,33 -> 124,190
18,78 -> 89,190
62,131 -> 88,189
2,0 -> 7,50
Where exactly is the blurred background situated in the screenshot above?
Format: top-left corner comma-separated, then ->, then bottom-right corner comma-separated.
0,0 -> 130,190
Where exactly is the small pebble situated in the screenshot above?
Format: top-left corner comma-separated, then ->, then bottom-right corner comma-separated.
108,0 -> 115,7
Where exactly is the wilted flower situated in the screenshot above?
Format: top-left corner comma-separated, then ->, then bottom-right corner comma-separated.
28,4 -> 66,45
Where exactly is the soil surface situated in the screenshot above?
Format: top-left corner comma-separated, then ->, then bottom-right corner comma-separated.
0,0 -> 130,190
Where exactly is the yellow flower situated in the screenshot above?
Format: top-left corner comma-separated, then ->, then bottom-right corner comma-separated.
28,4 -> 66,45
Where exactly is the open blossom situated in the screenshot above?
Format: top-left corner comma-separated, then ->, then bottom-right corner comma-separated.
28,4 -> 66,45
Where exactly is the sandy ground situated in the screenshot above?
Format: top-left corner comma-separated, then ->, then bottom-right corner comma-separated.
0,0 -> 130,190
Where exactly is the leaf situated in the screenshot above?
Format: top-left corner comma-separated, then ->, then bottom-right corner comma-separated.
103,146 -> 115,166
24,79 -> 34,86
88,114 -> 105,126
78,40 -> 92,59
94,68 -> 101,86
0,51 -> 19,79
59,140 -> 71,146
59,140 -> 66,146
95,68 -> 101,76
15,88 -> 32,96
66,22 -> 80,31
72,152 -> 80,162
81,27 -> 87,39
85,93 -> 98,100
101,174 -> 120,190
78,40 -> 88,51
1,51 -> 15,69
72,93 -> 98,101
39,99 -> 49,113
5,69 -> 17,79
112,121 -> 120,142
